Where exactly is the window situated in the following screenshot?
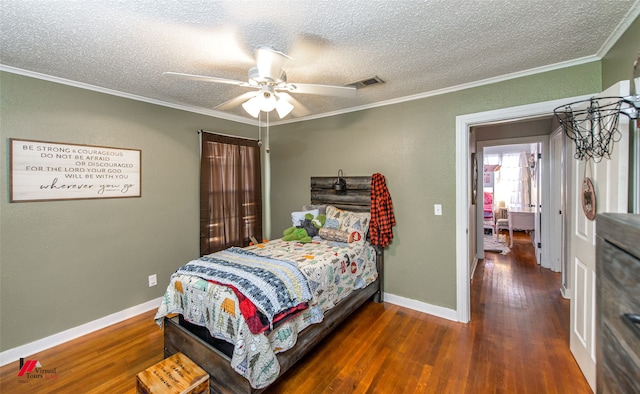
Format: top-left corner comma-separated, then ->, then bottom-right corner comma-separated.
485,152 -> 531,208
200,133 -> 262,255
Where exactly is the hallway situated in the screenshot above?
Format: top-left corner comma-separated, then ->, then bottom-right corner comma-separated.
467,231 -> 591,392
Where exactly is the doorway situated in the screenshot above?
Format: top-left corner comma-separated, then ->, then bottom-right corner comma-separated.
458,82 -> 632,391
476,137 -> 545,267
454,93 -> 594,323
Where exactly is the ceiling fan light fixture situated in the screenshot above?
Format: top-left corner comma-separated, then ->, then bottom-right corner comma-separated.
275,96 -> 294,118
242,95 -> 262,118
242,90 -> 283,117
259,91 -> 277,112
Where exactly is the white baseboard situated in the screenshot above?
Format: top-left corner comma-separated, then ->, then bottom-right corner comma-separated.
384,292 -> 459,322
560,285 -> 571,300
0,297 -> 162,367
470,256 -> 479,281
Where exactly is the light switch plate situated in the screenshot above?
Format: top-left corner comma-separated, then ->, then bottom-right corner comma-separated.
434,204 -> 442,216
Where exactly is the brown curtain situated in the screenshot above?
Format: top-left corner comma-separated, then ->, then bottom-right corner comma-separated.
200,133 -> 262,256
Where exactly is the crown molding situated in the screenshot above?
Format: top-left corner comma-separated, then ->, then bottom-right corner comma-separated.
596,2 -> 640,58
273,55 -> 601,125
2,54 -> 601,127
0,65 -> 258,126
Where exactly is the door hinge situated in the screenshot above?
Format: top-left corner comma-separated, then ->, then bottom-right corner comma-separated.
538,153 -> 542,159
537,242 -> 542,248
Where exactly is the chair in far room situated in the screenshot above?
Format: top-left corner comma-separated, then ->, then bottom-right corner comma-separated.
495,203 -> 509,240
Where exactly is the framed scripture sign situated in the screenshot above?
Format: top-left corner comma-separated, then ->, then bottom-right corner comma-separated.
10,139 -> 141,202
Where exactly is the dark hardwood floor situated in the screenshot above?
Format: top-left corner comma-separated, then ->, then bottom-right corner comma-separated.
0,231 -> 591,393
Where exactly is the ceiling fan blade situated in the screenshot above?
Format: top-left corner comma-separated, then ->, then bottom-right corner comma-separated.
163,71 -> 249,87
255,45 -> 290,81
278,92 -> 311,118
284,82 -> 356,97
290,105 -> 312,118
214,91 -> 258,111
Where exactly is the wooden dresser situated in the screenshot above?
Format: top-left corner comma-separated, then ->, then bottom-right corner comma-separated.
596,213 -> 640,393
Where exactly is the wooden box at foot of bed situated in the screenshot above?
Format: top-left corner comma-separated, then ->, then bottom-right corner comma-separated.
159,176 -> 386,393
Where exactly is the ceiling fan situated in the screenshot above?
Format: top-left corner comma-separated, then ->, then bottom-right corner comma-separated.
164,45 -> 357,119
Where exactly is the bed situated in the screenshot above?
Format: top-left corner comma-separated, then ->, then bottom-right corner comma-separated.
155,176 -> 386,393
483,191 -> 494,220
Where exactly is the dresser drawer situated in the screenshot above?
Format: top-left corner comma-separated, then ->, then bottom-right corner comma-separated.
599,322 -> 640,393
599,239 -> 640,312
599,241 -> 640,348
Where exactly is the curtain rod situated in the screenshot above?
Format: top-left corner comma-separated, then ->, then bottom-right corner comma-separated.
198,129 -> 258,142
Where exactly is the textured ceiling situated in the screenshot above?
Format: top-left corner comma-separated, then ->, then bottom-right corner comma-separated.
1,1 -> 639,125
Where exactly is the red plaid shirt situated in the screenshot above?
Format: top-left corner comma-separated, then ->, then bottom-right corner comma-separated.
370,173 -> 395,247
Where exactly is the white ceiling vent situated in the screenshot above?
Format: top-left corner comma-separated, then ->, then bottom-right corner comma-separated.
349,76 -> 385,89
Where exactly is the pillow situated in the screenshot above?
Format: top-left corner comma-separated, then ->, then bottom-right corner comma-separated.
319,228 -> 355,243
324,205 -> 342,229
325,205 -> 371,241
291,209 -> 319,227
302,204 -> 327,215
340,210 -> 371,236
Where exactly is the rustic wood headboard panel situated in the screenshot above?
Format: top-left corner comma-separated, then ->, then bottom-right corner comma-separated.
310,176 -> 371,212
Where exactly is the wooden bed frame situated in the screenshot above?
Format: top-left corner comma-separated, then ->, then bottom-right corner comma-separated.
163,176 -> 384,393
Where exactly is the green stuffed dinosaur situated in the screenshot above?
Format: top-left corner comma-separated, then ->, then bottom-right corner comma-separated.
282,213 -> 326,243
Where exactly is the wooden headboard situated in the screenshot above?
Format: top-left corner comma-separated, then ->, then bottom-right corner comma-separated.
310,176 -> 371,212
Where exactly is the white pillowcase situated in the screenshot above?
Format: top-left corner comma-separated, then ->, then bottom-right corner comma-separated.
291,209 -> 319,227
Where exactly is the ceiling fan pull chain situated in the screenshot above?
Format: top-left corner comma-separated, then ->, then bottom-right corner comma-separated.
266,112 -> 270,154
258,112 -> 263,146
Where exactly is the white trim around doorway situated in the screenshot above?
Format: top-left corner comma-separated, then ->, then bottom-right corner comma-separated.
455,93 -> 594,323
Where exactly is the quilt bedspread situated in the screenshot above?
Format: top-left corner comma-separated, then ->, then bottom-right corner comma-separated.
176,247 -> 312,328
154,238 -> 378,389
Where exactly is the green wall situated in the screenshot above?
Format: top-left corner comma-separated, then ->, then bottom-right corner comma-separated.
268,63 -> 600,310
601,16 -> 640,90
0,73 -> 256,351
601,15 -> 640,215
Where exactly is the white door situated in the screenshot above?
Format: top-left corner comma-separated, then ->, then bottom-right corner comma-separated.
568,81 -> 630,391
550,130 -> 564,275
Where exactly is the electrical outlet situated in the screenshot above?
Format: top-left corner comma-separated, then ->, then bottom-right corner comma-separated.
148,274 -> 157,287
434,204 -> 442,216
